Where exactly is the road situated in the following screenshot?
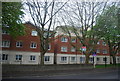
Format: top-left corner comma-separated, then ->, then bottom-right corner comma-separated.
3,68 -> 119,79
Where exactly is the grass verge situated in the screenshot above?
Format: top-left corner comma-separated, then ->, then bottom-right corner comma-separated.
95,64 -> 120,68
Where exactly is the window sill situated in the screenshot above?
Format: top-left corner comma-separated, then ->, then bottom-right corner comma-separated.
15,60 -> 22,62
16,47 -> 23,48
30,47 -> 37,49
29,61 -> 36,62
2,47 -> 10,48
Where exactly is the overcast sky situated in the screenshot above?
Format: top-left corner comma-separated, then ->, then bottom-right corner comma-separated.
22,0 -> 119,30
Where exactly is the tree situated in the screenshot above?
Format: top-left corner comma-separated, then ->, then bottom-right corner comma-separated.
94,4 -> 120,65
2,2 -> 25,37
25,0 -> 68,65
58,1 -> 108,64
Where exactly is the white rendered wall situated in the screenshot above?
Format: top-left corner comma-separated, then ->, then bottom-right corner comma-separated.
1,50 -> 119,65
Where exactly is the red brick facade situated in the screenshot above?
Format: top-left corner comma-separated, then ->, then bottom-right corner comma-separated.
54,35 -> 112,56
2,22 -> 54,53
2,22 -> 120,56
2,22 -> 120,65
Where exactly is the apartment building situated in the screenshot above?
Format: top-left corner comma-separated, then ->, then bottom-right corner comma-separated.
1,22 -> 120,64
1,22 -> 54,64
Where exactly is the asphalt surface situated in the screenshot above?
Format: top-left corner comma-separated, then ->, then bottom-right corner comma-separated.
2,67 -> 120,79
5,69 -> 118,79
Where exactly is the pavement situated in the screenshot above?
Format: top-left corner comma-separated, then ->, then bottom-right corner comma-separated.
2,66 -> 119,79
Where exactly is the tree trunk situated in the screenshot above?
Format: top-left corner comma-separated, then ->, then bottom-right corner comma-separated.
54,53 -> 57,64
108,43 -> 113,64
85,53 -> 90,64
40,52 -> 44,65
108,46 -> 116,65
112,55 -> 116,65
54,43 -> 58,64
110,55 -> 112,64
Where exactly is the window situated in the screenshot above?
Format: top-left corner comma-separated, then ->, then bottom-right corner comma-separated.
97,58 -> 100,61
30,42 -> 37,48
2,30 -> 9,34
80,57 -> 85,62
16,55 -> 22,61
92,41 -> 95,45
96,49 -> 100,53
44,44 -> 51,50
61,47 -> 67,52
16,41 -> 23,47
103,57 -> 107,61
44,32 -> 52,38
48,44 -> 51,50
61,37 -> 68,42
31,30 -> 38,36
2,41 -> 10,47
61,57 -> 67,61
30,55 -> 36,61
2,54 -> 8,60
71,57 -> 76,62
103,50 -> 107,54
80,48 -> 82,51
89,57 -> 93,61
44,32 -> 47,38
117,58 -> 119,61
116,52 -> 119,55
102,42 -> 106,46
80,57 -> 82,62
71,47 -> 75,52
44,56 -> 50,62
71,38 -> 76,42
97,41 -> 100,44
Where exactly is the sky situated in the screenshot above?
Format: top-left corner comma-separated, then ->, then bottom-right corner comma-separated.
21,0 -> 120,30
2,0 -> 119,2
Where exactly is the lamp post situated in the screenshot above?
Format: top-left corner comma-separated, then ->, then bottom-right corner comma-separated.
93,56 -> 94,66
92,52 -> 96,68
82,46 -> 86,64
76,48 -> 77,64
82,50 -> 83,64
76,37 -> 77,64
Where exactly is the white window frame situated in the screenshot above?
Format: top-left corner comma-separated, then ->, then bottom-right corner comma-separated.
61,37 -> 68,42
16,55 -> 22,61
48,44 -> 51,50
2,54 -> 8,60
71,57 -> 76,62
117,58 -> 119,61
116,51 -> 119,55
2,41 -> 10,47
71,47 -> 75,52
103,50 -> 107,54
71,38 -> 76,43
80,57 -> 85,62
89,57 -> 93,62
2,30 -> 9,34
16,41 -> 23,47
102,42 -> 106,46
44,32 -> 52,38
44,56 -> 50,62
103,57 -> 107,61
31,30 -> 38,36
30,55 -> 36,61
61,57 -> 67,61
96,49 -> 100,53
30,42 -> 37,48
61,47 -> 67,52
97,57 -> 100,61
97,41 -> 100,44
